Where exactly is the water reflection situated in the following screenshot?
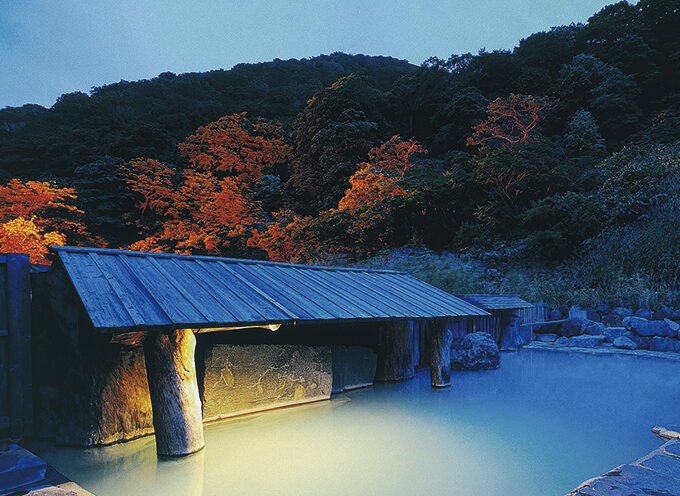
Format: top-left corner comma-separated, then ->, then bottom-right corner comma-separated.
28,350 -> 680,496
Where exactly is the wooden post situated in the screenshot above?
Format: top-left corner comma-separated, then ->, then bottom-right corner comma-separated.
7,253 -> 32,439
375,320 -> 414,381
428,320 -> 452,388
143,328 -> 204,457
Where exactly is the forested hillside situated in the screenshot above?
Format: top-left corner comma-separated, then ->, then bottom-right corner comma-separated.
1,0 -> 679,305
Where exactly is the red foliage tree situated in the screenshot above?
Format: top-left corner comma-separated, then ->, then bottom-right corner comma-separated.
467,94 -> 551,148
178,113 -> 291,182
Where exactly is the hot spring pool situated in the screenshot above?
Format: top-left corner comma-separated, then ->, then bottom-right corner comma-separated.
27,349 -> 680,496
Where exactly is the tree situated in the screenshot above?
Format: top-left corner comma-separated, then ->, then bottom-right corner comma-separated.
466,94 -> 551,148
0,179 -> 87,263
178,113 -> 291,182
285,75 -> 385,213
0,218 -> 65,264
557,54 -> 641,142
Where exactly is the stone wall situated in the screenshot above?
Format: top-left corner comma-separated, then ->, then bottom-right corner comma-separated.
202,344 -> 333,421
31,265 -> 154,446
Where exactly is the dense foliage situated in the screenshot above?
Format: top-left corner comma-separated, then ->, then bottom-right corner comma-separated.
1,0 -> 680,306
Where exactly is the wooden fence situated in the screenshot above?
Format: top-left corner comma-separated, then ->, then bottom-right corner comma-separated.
0,254 -> 41,440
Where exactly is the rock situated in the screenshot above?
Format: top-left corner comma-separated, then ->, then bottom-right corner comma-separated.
654,307 -> 674,320
555,336 -> 569,345
535,333 -> 558,343
533,322 -> 562,333
653,427 -> 680,440
603,327 -> 627,343
634,308 -> 652,319
331,346 -> 377,393
202,344 -> 332,421
648,320 -> 673,337
568,335 -> 606,348
623,316 -> 653,336
450,332 -> 500,371
672,309 -> 680,321
613,336 -> 637,350
600,313 -> 620,327
571,464 -> 680,496
664,319 -> 680,338
651,337 -> 680,352
0,444 -> 48,492
560,318 -> 587,337
629,335 -> 652,350
584,321 -> 606,335
549,309 -> 563,321
613,307 -> 633,318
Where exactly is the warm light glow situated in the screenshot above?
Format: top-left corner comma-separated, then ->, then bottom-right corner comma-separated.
197,323 -> 283,333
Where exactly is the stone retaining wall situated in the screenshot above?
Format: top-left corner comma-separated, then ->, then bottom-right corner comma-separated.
202,344 -> 333,422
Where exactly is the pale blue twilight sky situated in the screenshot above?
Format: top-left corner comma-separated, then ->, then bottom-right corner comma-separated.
1,0 -> 615,109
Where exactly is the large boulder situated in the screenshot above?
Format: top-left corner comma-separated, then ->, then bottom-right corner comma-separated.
535,333 -> 558,343
623,316 -> 653,336
629,335 -> 652,350
603,327 -> 627,343
584,321 -> 606,335
651,337 -> 680,353
613,336 -> 637,350
654,307 -> 674,320
665,319 -> 680,338
451,332 -> 500,371
634,308 -> 653,319
560,318 -> 587,337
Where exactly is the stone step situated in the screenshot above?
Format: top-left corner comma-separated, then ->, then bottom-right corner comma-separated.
0,444 -> 48,493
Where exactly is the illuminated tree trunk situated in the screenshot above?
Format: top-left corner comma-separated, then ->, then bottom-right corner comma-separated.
428,320 -> 452,388
143,329 -> 204,457
375,320 -> 414,381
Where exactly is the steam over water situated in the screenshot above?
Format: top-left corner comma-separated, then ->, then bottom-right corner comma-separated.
29,350 -> 680,496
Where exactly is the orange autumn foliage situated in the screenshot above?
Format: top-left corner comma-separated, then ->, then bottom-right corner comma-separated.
125,159 -> 264,255
247,210 -> 322,262
122,158 -> 175,215
0,179 -> 87,263
467,94 -> 550,148
178,113 -> 291,182
339,136 -> 424,212
0,217 -> 66,264
250,136 -> 429,262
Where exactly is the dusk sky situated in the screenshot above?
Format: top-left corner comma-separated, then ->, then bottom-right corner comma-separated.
2,0 -> 615,109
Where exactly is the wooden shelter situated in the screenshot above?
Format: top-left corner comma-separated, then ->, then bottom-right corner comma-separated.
32,247 -> 487,457
457,294 -> 533,350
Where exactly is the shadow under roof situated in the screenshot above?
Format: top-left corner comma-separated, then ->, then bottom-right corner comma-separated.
51,246 -> 488,332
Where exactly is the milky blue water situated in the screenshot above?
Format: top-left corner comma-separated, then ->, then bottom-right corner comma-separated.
28,349 -> 680,496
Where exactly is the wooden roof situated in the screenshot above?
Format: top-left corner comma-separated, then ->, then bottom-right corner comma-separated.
52,246 -> 488,332
456,294 -> 532,311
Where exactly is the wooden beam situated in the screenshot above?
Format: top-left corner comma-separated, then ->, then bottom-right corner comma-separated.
143,328 -> 204,457
375,320 -> 414,381
428,320 -> 452,388
7,253 -> 32,438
